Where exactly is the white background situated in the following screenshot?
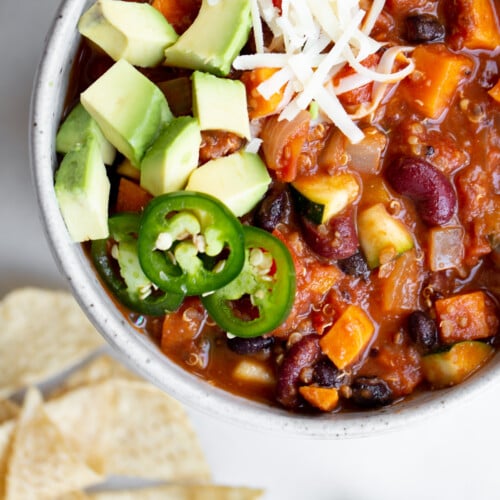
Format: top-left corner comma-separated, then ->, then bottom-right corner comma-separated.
1,1 -> 500,499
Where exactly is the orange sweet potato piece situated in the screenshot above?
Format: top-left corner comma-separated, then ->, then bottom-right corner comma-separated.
488,79 -> 500,104
299,386 -> 340,412
151,0 -> 200,33
240,68 -> 285,120
435,291 -> 499,344
319,305 -> 375,369
115,177 -> 153,214
448,0 -> 500,51
399,44 -> 473,119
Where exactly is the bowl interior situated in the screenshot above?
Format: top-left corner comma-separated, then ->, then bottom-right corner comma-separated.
29,0 -> 500,438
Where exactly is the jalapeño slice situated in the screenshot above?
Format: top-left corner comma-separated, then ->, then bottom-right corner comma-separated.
137,191 -> 245,296
91,213 -> 184,316
202,225 -> 296,337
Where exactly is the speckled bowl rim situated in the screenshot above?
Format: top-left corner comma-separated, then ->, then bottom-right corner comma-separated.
29,0 -> 500,439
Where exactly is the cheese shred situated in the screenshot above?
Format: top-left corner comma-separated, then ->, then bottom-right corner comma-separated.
234,0 -> 414,144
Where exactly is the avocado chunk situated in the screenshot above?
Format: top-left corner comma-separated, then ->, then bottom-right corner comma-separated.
192,71 -> 251,139
78,0 -> 178,67
140,116 -> 201,196
163,0 -> 252,76
56,103 -> 116,165
357,203 -> 414,269
54,137 -> 110,242
81,59 -> 173,166
185,151 -> 271,217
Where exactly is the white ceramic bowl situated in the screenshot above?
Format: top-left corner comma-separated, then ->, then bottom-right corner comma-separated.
30,0 -> 500,438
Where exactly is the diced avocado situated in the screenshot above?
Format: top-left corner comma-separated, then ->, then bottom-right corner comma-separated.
291,173 -> 360,224
81,59 -> 173,166
357,203 -> 414,269
56,103 -> 116,165
185,151 -> 271,217
163,0 -> 252,76
54,137 -> 110,242
78,0 -> 178,67
140,116 -> 201,196
192,71 -> 251,139
421,341 -> 494,389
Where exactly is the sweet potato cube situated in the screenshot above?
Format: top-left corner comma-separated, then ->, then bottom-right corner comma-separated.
448,0 -> 500,51
299,386 -> 340,412
488,79 -> 500,104
421,340 -> 494,389
435,291 -> 499,344
319,305 -> 375,369
400,44 -> 473,119
241,68 -> 285,120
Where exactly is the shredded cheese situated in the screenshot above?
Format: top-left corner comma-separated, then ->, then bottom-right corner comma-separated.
234,0 -> 415,144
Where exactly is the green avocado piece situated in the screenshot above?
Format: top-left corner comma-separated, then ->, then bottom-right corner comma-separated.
56,103 -> 116,165
78,0 -> 178,67
185,151 -> 271,217
140,116 -> 201,196
54,136 -> 110,242
192,71 -> 251,139
81,59 -> 174,166
163,0 -> 252,76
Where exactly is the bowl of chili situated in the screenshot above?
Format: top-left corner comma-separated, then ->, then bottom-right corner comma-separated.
31,0 -> 500,437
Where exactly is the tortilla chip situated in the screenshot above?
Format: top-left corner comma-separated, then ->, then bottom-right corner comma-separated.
51,354 -> 141,398
88,485 -> 264,500
0,288 -> 105,398
3,388 -> 102,500
0,400 -> 19,424
45,379 -> 211,482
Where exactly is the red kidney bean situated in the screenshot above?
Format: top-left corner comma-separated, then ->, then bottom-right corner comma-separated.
300,209 -> 359,260
276,334 -> 322,409
385,157 -> 457,225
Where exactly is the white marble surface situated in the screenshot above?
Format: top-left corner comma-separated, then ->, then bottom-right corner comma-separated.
1,1 -> 500,499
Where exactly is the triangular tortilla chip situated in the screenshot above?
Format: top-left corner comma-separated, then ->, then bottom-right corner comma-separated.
88,485 -> 264,500
50,354 -> 141,398
4,388 -> 102,500
0,288 -> 105,398
46,379 -> 211,482
0,399 -> 19,424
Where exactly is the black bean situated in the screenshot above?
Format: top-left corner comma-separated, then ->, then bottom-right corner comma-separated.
312,357 -> 350,388
350,376 -> 393,408
254,184 -> 292,232
227,335 -> 274,355
405,14 -> 445,43
337,250 -> 370,278
408,310 -> 438,350
385,156 -> 457,226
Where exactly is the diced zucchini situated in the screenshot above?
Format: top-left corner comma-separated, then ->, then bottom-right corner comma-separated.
291,173 -> 360,224
421,341 -> 494,389
357,203 -> 414,269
